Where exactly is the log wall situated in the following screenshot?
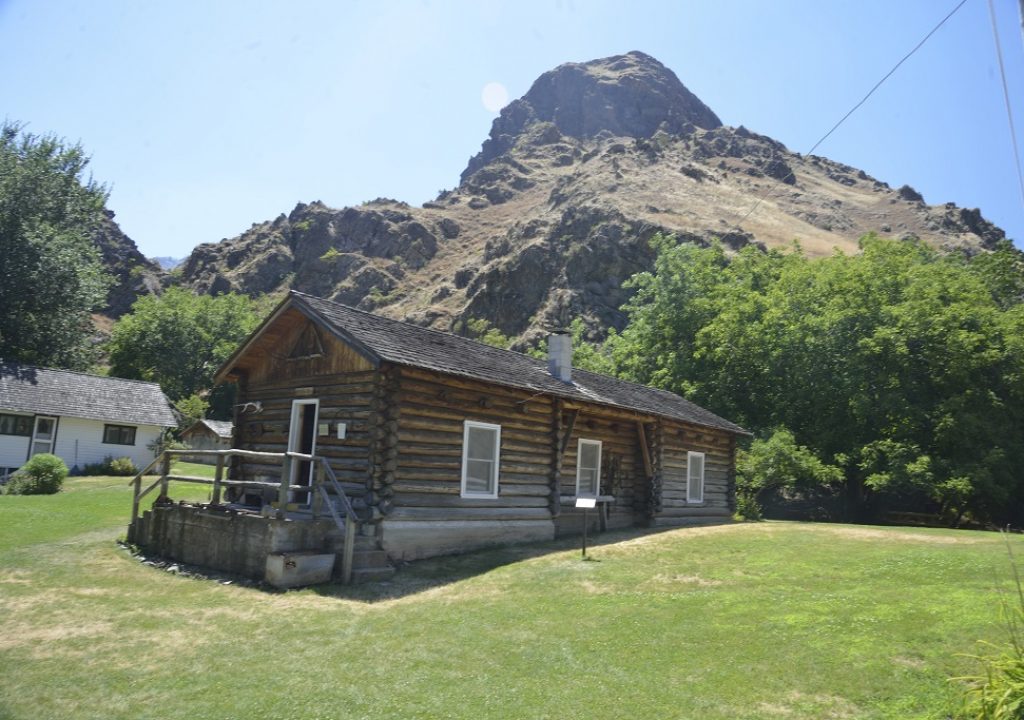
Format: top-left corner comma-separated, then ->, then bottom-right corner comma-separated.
555,413 -> 647,533
231,316 -> 379,504
381,366 -> 557,560
654,424 -> 734,526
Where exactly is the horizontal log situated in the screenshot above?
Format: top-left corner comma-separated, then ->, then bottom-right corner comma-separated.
394,493 -> 550,509
392,481 -> 460,495
386,506 -> 552,521
656,506 -> 731,517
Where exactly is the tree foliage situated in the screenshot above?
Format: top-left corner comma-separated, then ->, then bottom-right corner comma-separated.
598,234 -> 1024,525
735,428 -> 843,520
108,289 -> 263,406
0,122 -> 111,369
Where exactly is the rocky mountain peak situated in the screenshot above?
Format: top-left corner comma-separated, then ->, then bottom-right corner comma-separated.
463,51 -> 721,181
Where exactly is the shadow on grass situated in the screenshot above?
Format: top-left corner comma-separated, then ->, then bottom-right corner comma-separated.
310,522 -> 732,604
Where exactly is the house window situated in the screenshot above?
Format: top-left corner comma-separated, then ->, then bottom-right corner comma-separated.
0,414 -> 33,437
461,420 -> 501,498
576,439 -> 602,497
103,424 -> 137,446
687,451 -> 705,503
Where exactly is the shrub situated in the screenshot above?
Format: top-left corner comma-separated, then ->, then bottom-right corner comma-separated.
80,456 -> 139,476
107,457 -> 138,476
5,454 -> 68,495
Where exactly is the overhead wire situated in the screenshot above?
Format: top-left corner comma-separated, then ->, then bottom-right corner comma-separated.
733,0 -> 971,230
988,0 -> 1024,211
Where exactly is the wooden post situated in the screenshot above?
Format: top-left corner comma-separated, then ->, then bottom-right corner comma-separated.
312,460 -> 325,520
278,455 -> 292,516
212,454 -> 225,505
550,398 -> 564,518
159,453 -> 171,500
342,517 -> 356,585
130,474 -> 142,525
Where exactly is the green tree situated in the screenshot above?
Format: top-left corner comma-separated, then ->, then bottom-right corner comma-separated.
108,288 -> 262,405
735,428 -> 843,520
0,122 -> 111,369
606,233 -> 1024,525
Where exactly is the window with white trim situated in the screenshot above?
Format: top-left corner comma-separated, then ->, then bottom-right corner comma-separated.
461,420 -> 501,498
576,439 -> 602,497
687,451 -> 705,503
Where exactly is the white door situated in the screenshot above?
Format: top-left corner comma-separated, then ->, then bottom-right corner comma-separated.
30,416 -> 57,458
287,399 -> 319,504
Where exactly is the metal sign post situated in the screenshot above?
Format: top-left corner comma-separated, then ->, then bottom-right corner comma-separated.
575,496 -> 597,559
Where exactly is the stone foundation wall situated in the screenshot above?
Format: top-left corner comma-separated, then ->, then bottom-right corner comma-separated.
130,504 -> 336,580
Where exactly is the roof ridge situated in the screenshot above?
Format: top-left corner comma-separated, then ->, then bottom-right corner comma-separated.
0,362 -> 165,389
292,290 -> 551,366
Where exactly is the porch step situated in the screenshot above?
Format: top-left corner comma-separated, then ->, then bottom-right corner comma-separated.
351,548 -> 389,570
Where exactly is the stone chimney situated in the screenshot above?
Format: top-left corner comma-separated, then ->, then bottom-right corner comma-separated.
547,331 -> 572,383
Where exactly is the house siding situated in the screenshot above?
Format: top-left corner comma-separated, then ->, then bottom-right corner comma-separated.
53,417 -> 164,471
1,414 -> 162,472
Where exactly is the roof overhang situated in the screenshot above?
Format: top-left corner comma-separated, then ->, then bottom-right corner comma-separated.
213,291 -> 382,385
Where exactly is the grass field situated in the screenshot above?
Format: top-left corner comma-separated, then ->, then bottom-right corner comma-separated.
1,476 -> 1020,720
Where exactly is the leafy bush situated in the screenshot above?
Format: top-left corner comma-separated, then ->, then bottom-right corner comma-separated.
4,454 -> 68,495
735,428 -> 843,520
107,457 -> 138,476
80,456 -> 138,476
956,540 -> 1024,719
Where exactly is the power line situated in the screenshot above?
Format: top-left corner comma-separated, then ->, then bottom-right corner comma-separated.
734,0 -> 970,230
989,0 -> 1024,212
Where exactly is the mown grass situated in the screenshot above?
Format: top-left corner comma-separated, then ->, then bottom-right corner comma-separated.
0,478 -> 1019,720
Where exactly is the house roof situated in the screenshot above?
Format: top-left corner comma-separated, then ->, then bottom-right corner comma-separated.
182,419 -> 233,439
273,291 -> 746,436
0,364 -> 177,427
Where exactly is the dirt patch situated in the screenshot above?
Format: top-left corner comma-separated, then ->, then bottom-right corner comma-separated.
0,620 -> 115,652
643,573 -> 724,589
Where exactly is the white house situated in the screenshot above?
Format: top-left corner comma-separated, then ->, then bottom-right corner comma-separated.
0,363 -> 177,476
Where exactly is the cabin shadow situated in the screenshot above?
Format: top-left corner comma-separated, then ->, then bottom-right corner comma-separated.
309,523 -> 727,604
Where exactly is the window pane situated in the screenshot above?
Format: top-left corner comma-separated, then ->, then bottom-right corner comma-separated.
465,459 -> 493,493
689,454 -> 704,480
467,426 -> 495,461
580,442 -> 599,470
688,453 -> 704,502
579,468 -> 598,495
0,415 -> 32,437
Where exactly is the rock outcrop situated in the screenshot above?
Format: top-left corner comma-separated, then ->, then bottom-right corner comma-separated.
92,210 -> 164,317
164,51 -> 1006,346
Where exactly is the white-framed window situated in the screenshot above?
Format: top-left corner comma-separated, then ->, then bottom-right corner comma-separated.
687,451 -> 705,504
576,438 -> 602,497
461,420 -> 501,499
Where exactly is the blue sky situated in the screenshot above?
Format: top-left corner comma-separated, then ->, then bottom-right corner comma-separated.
1,0 -> 1022,257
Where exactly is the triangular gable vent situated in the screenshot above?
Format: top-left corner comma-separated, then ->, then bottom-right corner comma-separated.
288,323 -> 325,360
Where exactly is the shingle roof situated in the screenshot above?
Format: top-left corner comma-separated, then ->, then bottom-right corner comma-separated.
291,292 -> 748,436
185,419 -> 233,439
0,364 -> 177,427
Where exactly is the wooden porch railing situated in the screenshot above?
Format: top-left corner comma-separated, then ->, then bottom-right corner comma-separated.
128,448 -> 361,583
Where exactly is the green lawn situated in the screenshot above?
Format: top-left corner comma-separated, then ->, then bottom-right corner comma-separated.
0,478 -> 1019,720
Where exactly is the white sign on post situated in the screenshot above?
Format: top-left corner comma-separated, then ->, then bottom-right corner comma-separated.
575,497 -> 597,509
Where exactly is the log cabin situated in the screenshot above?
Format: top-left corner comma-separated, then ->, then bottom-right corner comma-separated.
208,290 -> 749,563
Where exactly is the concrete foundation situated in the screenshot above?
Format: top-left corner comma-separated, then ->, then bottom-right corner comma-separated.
130,504 -> 338,580
380,519 -> 555,561
265,552 -> 335,588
